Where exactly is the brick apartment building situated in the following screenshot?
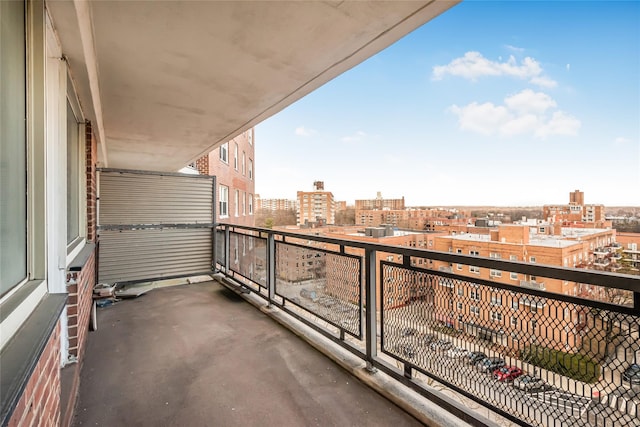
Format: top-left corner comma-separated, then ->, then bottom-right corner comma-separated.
195,129 -> 256,227
427,223 -> 618,352
543,189 -> 606,226
297,181 -> 335,226
355,192 -> 405,211
256,196 -> 297,212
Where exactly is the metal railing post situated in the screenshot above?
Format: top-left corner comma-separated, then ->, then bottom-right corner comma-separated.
365,248 -> 377,372
224,225 -> 230,274
267,232 -> 276,307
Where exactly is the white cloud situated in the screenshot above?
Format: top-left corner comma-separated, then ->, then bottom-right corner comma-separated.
448,89 -> 580,138
504,89 -> 556,114
534,111 -> 581,138
448,103 -> 510,135
614,136 -> 631,145
432,51 -> 556,88
295,126 -> 316,137
341,130 -> 367,142
505,44 -> 525,53
566,63 -> 571,71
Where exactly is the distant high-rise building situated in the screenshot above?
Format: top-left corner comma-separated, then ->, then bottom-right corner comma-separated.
256,196 -> 297,211
355,192 -> 405,211
543,189 -> 605,225
297,182 -> 335,226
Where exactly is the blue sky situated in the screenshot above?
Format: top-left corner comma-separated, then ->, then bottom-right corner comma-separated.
255,1 -> 639,207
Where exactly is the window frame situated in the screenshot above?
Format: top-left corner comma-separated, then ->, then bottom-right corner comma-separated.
219,185 -> 229,218
1,0 -> 49,350
219,142 -> 228,163
65,75 -> 87,256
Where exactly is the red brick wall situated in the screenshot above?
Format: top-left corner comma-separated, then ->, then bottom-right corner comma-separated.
195,154 -> 209,176
66,250 -> 95,360
7,323 -> 61,427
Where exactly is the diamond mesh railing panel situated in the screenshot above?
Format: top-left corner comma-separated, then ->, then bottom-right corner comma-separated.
275,241 -> 362,338
228,230 -> 267,288
380,261 -> 640,427
215,229 -> 226,267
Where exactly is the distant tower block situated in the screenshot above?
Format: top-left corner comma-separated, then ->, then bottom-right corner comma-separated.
570,189 -> 584,206
313,181 -> 324,190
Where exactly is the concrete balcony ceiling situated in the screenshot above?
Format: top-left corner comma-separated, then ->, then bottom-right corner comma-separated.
47,1 -> 458,171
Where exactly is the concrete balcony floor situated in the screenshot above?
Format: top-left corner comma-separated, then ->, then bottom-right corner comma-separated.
73,281 -> 426,426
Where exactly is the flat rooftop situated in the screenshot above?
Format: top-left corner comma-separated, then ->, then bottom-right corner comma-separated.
73,281 -> 425,427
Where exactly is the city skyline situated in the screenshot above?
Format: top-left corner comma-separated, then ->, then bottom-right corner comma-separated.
255,1 -> 639,207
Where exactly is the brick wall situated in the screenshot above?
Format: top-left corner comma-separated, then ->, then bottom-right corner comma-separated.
195,155 -> 209,175
66,250 -> 95,360
7,323 -> 61,427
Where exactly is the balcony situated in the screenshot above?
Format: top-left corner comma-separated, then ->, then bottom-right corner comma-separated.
519,280 -> 546,291
188,224 -> 640,426
74,281 -> 429,427
72,224 -> 640,426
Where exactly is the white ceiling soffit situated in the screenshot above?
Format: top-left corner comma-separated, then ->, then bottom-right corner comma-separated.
46,0 -> 459,171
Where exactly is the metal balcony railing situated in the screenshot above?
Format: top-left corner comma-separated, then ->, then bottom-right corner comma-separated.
215,224 -> 640,427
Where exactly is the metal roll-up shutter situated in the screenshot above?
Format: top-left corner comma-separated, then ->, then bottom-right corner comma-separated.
97,168 -> 216,284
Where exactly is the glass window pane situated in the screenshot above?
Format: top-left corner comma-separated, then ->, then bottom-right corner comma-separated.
0,0 -> 27,295
66,101 -> 80,244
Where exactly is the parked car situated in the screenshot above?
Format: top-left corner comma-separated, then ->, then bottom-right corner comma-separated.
493,366 -> 523,382
430,339 -> 452,352
393,344 -> 416,359
424,333 -> 438,345
466,351 -> 487,365
401,327 -> 418,337
513,375 -> 547,392
446,347 -> 469,359
477,357 -> 505,373
622,364 -> 640,387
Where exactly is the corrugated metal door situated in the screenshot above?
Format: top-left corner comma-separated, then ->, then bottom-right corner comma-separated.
97,168 -> 215,284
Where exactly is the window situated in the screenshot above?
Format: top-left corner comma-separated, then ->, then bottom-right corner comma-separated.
510,272 -> 518,280
457,287 -> 463,297
234,190 -> 239,216
510,316 -> 518,327
456,263 -> 463,270
470,289 -> 481,301
249,194 -> 253,215
219,185 -> 229,217
233,143 -> 239,170
489,252 -> 501,259
220,143 -> 228,163
242,192 -> 246,215
470,306 -> 480,316
509,255 -> 517,261
470,250 -> 479,256
490,294 -> 502,306
511,300 -> 519,310
491,312 -> 502,322
249,159 -> 253,179
469,265 -> 480,274
242,152 -> 246,175
66,98 -> 84,249
457,302 -> 463,311
1,0 -> 27,295
490,269 -> 502,278
530,256 -> 536,263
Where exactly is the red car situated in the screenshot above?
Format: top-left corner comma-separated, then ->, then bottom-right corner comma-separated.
493,366 -> 523,382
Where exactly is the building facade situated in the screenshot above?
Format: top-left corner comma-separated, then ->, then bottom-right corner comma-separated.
1,4 -> 98,425
543,190 -> 605,225
195,129 -> 256,227
296,181 -> 335,226
256,196 -> 298,212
